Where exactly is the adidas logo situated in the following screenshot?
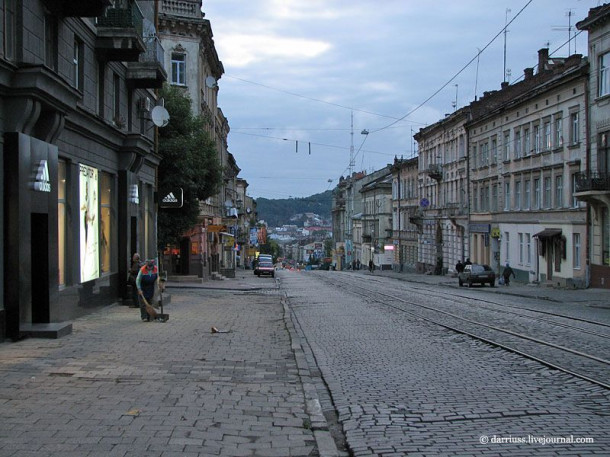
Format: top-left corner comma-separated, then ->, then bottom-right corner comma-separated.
33,160 -> 51,192
162,192 -> 178,203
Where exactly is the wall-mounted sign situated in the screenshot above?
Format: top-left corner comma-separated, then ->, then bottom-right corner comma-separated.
32,160 -> 51,192
129,184 -> 139,204
159,188 -> 183,208
420,198 -> 430,207
79,164 -> 99,283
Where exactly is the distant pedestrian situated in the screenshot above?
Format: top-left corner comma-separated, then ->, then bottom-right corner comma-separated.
128,253 -> 142,308
502,263 -> 515,286
368,259 -> 374,273
455,260 -> 464,274
356,259 -> 361,270
465,258 -> 472,265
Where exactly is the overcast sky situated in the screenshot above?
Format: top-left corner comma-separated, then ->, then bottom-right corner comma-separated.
203,0 -> 598,200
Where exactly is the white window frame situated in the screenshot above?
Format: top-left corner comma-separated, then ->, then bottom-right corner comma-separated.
600,52 -> 610,97
171,53 -> 186,86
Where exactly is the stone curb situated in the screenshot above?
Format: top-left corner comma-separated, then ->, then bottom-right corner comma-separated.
282,298 -> 341,457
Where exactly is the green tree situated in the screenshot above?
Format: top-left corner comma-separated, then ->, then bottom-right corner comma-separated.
157,85 -> 222,248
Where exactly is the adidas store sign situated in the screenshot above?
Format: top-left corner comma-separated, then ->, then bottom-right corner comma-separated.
33,160 -> 51,192
159,187 -> 183,208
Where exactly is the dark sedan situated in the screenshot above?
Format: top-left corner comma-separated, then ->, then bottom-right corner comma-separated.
458,264 -> 495,287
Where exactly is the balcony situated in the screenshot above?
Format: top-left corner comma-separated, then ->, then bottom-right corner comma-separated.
43,0 -> 111,17
96,1 -> 145,62
426,163 -> 443,181
574,171 -> 610,206
126,36 -> 167,88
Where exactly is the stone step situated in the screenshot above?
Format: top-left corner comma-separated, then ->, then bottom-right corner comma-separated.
20,322 -> 73,339
167,275 -> 202,283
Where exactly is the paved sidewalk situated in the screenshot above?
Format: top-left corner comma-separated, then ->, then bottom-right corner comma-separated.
0,273 -> 338,457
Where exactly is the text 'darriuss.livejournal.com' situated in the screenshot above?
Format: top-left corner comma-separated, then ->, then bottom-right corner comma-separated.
479,435 -> 595,446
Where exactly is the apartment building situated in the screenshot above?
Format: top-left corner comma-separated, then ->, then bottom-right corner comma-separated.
158,0 -> 242,279
390,157 -> 420,271
414,108 -> 469,274
576,5 -> 610,288
1,0 -> 166,339
467,50 -> 588,287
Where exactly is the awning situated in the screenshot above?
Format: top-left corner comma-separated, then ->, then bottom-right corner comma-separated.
533,228 -> 562,239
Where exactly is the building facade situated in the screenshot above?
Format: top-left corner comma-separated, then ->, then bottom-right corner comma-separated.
467,50 -> 588,287
390,157 -> 420,272
1,0 -> 166,340
576,5 -> 610,288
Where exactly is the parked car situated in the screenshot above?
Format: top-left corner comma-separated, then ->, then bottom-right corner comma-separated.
458,264 -> 495,287
253,255 -> 273,274
256,260 -> 275,278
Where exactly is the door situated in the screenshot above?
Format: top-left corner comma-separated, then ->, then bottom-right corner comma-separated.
31,213 -> 50,323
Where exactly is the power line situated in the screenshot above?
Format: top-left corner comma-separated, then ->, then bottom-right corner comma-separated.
369,0 -> 534,134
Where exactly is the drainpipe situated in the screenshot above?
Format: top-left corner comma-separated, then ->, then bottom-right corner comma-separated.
584,73 -> 591,287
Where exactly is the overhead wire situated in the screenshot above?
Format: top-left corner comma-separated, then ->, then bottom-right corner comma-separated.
368,0 -> 534,134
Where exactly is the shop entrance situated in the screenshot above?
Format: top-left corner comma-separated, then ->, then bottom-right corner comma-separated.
31,213 -> 50,323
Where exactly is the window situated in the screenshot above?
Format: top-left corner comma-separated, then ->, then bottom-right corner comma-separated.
514,130 -> 522,158
44,15 -> 58,70
544,121 -> 551,151
526,234 -> 531,264
515,180 -> 521,210
519,233 -> 524,263
544,177 -> 551,208
113,73 -> 120,124
171,53 -> 186,85
100,172 -> 114,274
533,124 -> 541,154
472,145 -> 477,168
503,132 -> 510,161
504,182 -> 510,211
4,0 -> 16,60
491,138 -> 498,164
481,142 -> 489,166
570,112 -> 580,145
505,232 -> 510,263
573,233 -> 581,269
555,116 -> 563,148
534,178 -> 541,209
555,175 -> 563,208
491,183 -> 498,212
98,63 -> 105,117
600,53 -> 610,97
524,179 -> 531,210
73,37 -> 84,91
58,160 -> 68,286
572,173 -> 579,208
524,128 -> 531,156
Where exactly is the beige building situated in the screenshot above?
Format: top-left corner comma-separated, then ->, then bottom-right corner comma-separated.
576,5 -> 610,288
467,49 -> 588,287
390,157 -> 421,271
414,109 -> 469,274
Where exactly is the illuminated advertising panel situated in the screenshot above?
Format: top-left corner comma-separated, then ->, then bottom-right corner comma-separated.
79,164 -> 99,282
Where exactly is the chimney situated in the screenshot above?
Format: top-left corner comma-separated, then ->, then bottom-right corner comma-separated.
538,48 -> 549,74
524,68 -> 534,80
501,81 -> 509,90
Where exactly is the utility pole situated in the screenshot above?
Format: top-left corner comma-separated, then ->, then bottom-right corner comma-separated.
503,8 -> 511,83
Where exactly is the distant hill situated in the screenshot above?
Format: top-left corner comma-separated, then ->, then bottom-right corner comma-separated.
256,190 -> 332,228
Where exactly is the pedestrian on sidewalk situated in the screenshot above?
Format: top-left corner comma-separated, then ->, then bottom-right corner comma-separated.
502,263 -> 515,286
455,260 -> 464,274
369,259 -> 375,274
128,253 -> 142,308
136,258 -> 163,321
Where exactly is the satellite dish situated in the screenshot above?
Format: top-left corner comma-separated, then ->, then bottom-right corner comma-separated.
205,75 -> 217,88
151,105 -> 170,127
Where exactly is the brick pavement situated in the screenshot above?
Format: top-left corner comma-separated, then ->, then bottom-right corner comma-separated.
0,274 -> 339,457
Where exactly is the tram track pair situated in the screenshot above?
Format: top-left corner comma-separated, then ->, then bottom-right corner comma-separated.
316,273 -> 610,390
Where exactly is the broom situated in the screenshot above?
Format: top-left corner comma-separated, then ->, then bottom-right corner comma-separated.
139,293 -> 158,319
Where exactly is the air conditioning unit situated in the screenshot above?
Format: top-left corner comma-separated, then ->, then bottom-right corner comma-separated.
138,97 -> 151,112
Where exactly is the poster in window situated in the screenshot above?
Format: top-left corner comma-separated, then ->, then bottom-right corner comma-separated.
79,164 -> 99,282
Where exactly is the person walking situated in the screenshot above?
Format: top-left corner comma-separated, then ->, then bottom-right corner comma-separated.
368,259 -> 374,274
136,258 -> 163,321
502,263 -> 516,286
128,253 -> 142,308
455,260 -> 464,274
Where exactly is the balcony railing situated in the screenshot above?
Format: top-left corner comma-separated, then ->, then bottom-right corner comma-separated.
98,2 -> 143,35
426,163 -> 443,181
575,171 -> 610,192
126,35 -> 167,88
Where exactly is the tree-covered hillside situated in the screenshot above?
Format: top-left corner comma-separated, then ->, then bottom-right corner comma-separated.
256,190 -> 332,228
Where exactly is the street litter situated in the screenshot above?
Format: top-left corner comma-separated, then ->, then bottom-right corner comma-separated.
211,326 -> 230,333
